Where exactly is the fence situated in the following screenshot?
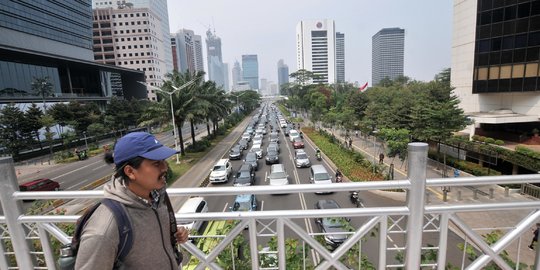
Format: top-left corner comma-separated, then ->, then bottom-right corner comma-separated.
1,143 -> 540,270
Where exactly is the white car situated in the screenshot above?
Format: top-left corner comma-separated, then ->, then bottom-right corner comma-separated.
241,132 -> 251,142
268,164 -> 289,191
253,135 -> 263,146
289,129 -> 300,142
251,144 -> 263,159
209,159 -> 232,183
177,197 -> 208,233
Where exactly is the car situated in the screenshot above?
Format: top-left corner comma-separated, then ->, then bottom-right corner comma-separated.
19,178 -> 60,192
241,132 -> 251,142
229,145 -> 242,160
244,152 -> 259,171
246,128 -> 255,135
253,134 -> 263,146
315,199 -> 350,249
292,137 -> 305,149
209,159 -> 232,183
267,164 -> 289,188
177,197 -> 208,233
289,129 -> 300,142
310,165 -> 333,194
230,194 -> 257,212
265,149 -> 279,165
238,139 -> 249,150
233,164 -> 255,186
268,141 -> 280,153
250,144 -> 263,159
269,132 -> 279,144
294,150 -> 311,168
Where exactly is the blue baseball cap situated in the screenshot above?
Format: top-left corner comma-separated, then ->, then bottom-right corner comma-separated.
113,132 -> 177,166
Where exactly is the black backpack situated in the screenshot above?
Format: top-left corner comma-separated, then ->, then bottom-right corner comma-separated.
58,195 -> 182,269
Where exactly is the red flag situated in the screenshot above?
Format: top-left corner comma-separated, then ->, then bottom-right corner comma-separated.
358,82 -> 368,92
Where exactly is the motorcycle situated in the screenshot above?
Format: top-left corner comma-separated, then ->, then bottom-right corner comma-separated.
336,175 -> 343,183
350,191 -> 361,207
316,152 -> 322,161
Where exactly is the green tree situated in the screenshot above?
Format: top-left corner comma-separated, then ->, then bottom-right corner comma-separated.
31,77 -> 54,111
48,103 -> 73,134
0,104 -> 28,158
24,103 -> 44,148
68,101 -> 102,133
378,128 -> 410,162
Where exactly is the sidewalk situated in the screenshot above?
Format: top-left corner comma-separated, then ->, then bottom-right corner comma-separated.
317,124 -> 537,266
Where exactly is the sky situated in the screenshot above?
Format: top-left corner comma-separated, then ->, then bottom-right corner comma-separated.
167,0 -> 453,86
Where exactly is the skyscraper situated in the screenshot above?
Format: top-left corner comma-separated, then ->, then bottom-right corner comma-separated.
336,32 -> 345,82
277,59 -> 289,91
206,29 -> 225,88
193,35 -> 204,72
93,0 -> 173,73
242,55 -> 259,89
232,60 -> 242,90
451,0 -> 540,137
0,0 -> 145,105
296,19 -> 336,84
223,62 -> 230,91
172,29 -> 203,75
371,27 -> 405,86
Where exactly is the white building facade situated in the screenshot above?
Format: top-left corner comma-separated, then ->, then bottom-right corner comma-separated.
296,19 -> 336,84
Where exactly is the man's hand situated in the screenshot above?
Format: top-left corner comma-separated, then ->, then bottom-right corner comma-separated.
175,226 -> 189,244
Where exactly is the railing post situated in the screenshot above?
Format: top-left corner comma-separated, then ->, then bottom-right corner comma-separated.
405,142 -> 428,269
0,157 -> 35,269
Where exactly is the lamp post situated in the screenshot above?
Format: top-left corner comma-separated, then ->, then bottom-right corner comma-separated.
82,131 -> 88,150
231,91 -> 248,114
139,79 -> 197,164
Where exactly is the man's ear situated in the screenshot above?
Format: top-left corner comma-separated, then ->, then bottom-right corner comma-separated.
124,165 -> 136,180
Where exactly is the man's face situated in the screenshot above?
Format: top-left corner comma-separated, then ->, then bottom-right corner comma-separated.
129,159 -> 169,192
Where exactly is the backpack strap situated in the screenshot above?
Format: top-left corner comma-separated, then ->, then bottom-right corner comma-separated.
163,192 -> 183,264
71,202 -> 103,252
101,199 -> 133,267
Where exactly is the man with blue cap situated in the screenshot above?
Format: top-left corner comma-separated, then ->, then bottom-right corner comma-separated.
75,132 -> 189,269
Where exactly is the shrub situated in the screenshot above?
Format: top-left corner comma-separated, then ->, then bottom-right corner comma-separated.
494,140 -> 504,145
515,145 -> 540,160
477,136 -> 486,142
472,135 -> 481,141
484,138 -> 495,144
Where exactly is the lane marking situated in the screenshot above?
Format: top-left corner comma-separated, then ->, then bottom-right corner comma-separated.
264,171 -> 268,183
261,200 -> 264,211
51,160 -> 102,180
222,202 -> 229,212
92,164 -> 108,171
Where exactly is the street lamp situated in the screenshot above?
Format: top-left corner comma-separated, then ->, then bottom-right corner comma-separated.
82,131 -> 88,150
139,79 -> 197,164
231,91 -> 248,114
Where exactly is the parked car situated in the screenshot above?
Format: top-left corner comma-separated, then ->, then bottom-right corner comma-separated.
229,145 -> 242,160
294,149 -> 311,168
233,164 -> 255,186
315,199 -> 350,249
310,165 -> 333,194
267,164 -> 289,189
230,194 -> 258,212
209,159 -> 232,183
292,137 -> 305,149
177,197 -> 208,233
19,178 -> 60,192
265,149 -> 280,165
244,152 -> 259,171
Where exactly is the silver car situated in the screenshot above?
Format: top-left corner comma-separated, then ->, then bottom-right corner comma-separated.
294,150 -> 311,168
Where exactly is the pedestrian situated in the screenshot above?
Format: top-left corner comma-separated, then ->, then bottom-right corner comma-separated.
75,132 -> 189,269
529,223 -> 540,250
379,153 -> 385,164
348,137 -> 353,149
355,130 -> 358,137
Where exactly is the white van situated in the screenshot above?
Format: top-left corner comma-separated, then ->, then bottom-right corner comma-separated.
310,165 -> 333,194
177,197 -> 208,233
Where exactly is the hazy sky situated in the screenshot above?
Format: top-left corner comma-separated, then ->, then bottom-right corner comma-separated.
167,0 -> 453,86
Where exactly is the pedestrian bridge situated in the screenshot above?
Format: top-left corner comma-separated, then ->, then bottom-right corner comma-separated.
1,143 -> 539,270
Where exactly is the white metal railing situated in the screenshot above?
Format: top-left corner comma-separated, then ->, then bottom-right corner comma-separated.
1,143 -> 540,270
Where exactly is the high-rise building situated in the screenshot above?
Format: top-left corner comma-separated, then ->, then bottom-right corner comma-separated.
232,60 -> 242,90
171,36 -> 178,71
172,29 -> 203,75
296,19 -> 336,84
336,32 -> 345,82
206,29 -> 225,88
223,62 -> 230,91
0,0 -> 145,105
451,0 -> 540,137
92,0 -> 173,73
92,6 -> 167,101
193,35 -> 204,72
277,59 -> 289,91
260,78 -> 268,92
242,55 -> 259,89
371,27 -> 405,86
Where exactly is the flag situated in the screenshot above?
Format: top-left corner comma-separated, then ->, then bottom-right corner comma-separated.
359,82 -> 368,92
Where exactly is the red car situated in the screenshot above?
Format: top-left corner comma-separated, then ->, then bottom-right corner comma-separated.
292,137 -> 304,149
